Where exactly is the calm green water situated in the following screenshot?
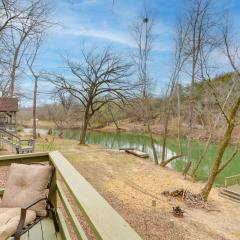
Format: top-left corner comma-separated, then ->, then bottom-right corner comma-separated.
60,129 -> 239,186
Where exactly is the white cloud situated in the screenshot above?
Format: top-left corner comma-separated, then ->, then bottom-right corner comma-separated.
61,0 -> 99,8
56,26 -> 174,54
60,27 -> 137,48
52,0 -> 175,52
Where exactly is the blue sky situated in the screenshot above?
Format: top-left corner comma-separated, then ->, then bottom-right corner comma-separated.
23,0 -> 240,106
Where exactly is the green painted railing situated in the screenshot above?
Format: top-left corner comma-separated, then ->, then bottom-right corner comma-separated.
0,151 -> 142,240
225,174 -> 240,188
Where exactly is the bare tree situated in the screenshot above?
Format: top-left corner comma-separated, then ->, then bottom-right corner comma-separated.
191,75 -> 237,179
48,92 -> 77,129
160,19 -> 189,167
50,47 -> 133,144
3,0 -> 51,96
0,0 -> 21,93
26,34 -> 43,139
200,22 -> 240,200
177,0 -> 219,173
0,0 -> 19,33
130,8 -> 159,164
130,8 -> 154,122
107,103 -> 121,131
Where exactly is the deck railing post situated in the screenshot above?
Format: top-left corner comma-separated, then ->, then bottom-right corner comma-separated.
49,167 -> 57,212
0,132 -> 2,150
48,165 -> 60,232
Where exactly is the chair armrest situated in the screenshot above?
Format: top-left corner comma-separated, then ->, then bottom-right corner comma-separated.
15,197 -> 48,239
22,197 -> 48,210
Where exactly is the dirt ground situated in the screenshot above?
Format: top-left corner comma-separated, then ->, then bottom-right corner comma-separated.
1,137 -> 240,240
51,138 -> 240,240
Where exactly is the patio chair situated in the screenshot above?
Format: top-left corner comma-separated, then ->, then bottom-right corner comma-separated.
0,163 -> 59,240
16,139 -> 35,154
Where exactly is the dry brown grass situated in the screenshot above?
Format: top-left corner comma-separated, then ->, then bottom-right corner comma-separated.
49,138 -> 240,240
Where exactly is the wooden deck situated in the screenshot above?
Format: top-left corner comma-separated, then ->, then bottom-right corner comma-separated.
228,184 -> 240,194
9,218 -> 62,240
1,152 -> 142,240
220,184 -> 240,203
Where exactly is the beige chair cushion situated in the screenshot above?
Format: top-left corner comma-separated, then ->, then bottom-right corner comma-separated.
1,163 -> 52,217
0,208 -> 36,240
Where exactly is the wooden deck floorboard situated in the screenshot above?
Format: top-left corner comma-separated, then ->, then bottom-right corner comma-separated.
9,217 -> 61,240
228,184 -> 240,194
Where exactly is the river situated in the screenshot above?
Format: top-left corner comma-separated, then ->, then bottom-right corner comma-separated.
24,128 -> 240,186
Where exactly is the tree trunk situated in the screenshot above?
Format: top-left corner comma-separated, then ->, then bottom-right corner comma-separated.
80,117 -> 88,145
32,77 -> 38,139
186,26 -> 197,174
79,107 -> 90,145
191,81 -> 235,179
148,123 -> 158,165
9,31 -> 29,96
191,133 -> 212,179
177,84 -> 182,154
9,47 -> 20,96
108,107 -> 120,132
201,97 -> 240,200
161,106 -> 170,164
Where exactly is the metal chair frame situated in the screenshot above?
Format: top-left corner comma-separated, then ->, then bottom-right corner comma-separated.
2,163 -> 60,240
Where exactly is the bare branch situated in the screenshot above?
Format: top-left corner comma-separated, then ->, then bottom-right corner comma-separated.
50,47 -> 134,144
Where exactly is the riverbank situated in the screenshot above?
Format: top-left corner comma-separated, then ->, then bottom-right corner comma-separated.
7,136 -> 239,239
95,119 -> 240,144
20,120 -> 55,129
20,119 -> 240,144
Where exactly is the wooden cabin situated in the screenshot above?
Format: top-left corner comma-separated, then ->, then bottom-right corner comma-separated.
0,151 -> 142,239
0,97 -> 35,154
0,97 -> 18,131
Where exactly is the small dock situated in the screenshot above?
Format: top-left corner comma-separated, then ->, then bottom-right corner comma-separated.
219,174 -> 240,203
120,148 -> 149,158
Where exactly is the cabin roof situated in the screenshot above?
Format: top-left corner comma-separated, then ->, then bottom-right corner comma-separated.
0,97 -> 18,112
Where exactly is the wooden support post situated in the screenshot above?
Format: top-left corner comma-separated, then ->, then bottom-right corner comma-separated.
0,132 -> 2,150
49,166 -> 57,219
14,112 -> 16,131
